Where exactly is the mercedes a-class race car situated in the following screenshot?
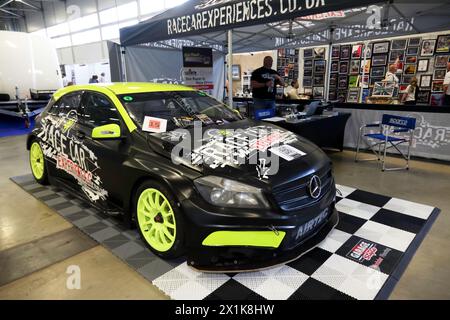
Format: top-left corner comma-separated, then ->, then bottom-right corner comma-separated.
27,83 -> 338,271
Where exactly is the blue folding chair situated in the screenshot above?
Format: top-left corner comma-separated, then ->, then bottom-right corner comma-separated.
355,114 -> 416,171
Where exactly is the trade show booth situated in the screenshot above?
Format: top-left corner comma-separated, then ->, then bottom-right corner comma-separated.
117,0 -> 450,161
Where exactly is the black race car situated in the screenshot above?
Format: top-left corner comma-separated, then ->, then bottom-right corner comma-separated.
27,83 -> 338,272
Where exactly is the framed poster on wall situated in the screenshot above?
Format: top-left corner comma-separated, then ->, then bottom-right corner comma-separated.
339,61 -> 349,74
351,44 -> 363,59
392,39 -> 408,50
361,59 -> 371,74
436,34 -> 450,53
372,55 -> 388,66
416,90 -> 430,104
420,39 -> 436,56
338,75 -> 348,89
314,60 -> 326,73
406,56 -> 418,64
313,74 -> 325,86
435,55 -> 449,68
417,59 -> 429,72
331,45 -> 340,59
303,78 -> 312,87
349,60 -> 360,74
404,64 -> 417,75
347,88 -> 360,103
433,69 -> 446,80
389,50 -> 405,63
408,37 -> 421,47
431,81 -> 444,92
373,41 -> 390,54
331,60 -> 339,73
314,47 -> 326,59
420,74 -> 432,88
313,87 -> 324,99
371,66 -> 386,78
304,49 -> 313,58
406,47 -> 419,56
340,45 -> 351,59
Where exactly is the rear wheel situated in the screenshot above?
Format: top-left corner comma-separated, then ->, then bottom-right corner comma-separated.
135,181 -> 185,258
29,141 -> 48,185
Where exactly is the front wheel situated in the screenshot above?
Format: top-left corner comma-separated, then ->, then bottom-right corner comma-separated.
134,181 -> 185,259
29,140 -> 49,185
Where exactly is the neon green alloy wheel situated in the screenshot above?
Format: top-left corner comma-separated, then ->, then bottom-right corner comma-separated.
30,142 -> 45,180
137,188 -> 177,252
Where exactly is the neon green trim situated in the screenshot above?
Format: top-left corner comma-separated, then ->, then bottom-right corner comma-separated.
137,188 -> 176,252
92,124 -> 121,139
30,142 -> 44,180
51,83 -> 197,133
202,231 -> 286,248
63,119 -> 75,132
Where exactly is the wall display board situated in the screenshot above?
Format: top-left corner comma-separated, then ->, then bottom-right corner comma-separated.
324,33 -> 450,105
277,48 -> 300,87
301,47 -> 327,96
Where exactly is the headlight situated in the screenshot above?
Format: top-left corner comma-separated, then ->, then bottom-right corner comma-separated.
194,176 -> 270,209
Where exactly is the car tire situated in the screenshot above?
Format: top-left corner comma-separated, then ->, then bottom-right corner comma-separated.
29,140 -> 49,185
134,181 -> 186,259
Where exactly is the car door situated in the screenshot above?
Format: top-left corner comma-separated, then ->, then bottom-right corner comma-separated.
40,91 -> 83,188
74,91 -> 130,209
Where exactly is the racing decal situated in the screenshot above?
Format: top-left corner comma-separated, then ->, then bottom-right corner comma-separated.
409,113 -> 450,149
161,130 -> 189,142
256,159 -> 269,180
143,116 -> 168,133
347,240 -> 379,262
270,145 -> 306,161
191,125 -> 298,170
336,237 -> 403,274
37,115 -> 108,202
295,207 -> 329,240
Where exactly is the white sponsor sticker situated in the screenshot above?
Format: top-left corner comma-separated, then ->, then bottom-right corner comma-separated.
142,116 -> 167,133
270,145 -> 306,161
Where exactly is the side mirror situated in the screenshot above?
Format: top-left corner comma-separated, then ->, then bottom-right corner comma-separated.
92,124 -> 122,139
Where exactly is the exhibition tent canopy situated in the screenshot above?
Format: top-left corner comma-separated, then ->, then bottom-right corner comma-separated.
120,0 -> 450,52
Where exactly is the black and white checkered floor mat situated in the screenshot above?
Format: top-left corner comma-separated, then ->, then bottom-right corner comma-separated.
11,175 -> 439,300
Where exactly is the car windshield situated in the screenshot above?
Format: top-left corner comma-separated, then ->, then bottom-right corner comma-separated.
119,91 -> 242,131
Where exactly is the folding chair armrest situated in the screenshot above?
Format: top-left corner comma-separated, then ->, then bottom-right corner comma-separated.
393,128 -> 410,133
359,122 -> 381,134
363,122 -> 381,128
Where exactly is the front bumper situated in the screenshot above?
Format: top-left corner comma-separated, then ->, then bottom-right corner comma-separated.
181,183 -> 338,272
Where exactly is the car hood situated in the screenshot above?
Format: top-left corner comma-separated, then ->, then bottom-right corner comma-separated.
146,119 -> 331,188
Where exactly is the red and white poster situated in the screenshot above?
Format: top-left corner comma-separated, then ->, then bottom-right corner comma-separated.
182,47 -> 214,95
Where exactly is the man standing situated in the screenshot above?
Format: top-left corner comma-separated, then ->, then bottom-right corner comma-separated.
384,64 -> 400,85
443,62 -> 450,106
251,56 -> 285,118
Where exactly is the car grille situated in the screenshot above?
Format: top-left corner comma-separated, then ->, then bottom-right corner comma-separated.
271,167 -> 333,212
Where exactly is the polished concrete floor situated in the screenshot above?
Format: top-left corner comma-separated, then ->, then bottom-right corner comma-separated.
0,134 -> 449,299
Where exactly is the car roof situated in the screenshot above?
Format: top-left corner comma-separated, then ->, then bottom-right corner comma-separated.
53,82 -> 195,100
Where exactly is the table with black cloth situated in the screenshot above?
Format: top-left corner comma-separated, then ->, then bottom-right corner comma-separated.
265,113 -> 352,151
232,97 -> 316,117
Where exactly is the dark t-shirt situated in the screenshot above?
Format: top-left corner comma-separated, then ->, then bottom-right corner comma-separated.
251,67 -> 280,100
